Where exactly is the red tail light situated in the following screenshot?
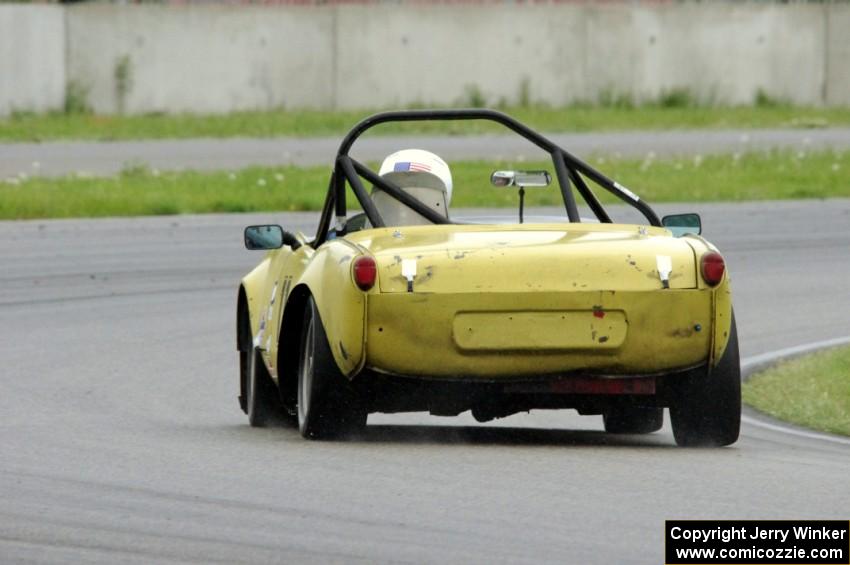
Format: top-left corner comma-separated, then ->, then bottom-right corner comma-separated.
701,251 -> 725,286
352,256 -> 377,291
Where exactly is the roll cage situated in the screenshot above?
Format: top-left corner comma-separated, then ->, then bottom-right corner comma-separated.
313,109 -> 662,247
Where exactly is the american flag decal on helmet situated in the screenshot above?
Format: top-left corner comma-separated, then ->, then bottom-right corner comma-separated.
393,161 -> 432,173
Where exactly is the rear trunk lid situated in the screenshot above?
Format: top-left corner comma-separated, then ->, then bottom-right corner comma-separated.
348,224 -> 712,378
349,223 -> 697,294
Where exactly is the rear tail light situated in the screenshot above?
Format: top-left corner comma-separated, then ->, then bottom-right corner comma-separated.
700,251 -> 725,286
352,256 -> 377,291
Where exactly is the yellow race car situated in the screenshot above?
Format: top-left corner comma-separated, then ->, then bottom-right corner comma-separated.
236,109 -> 740,447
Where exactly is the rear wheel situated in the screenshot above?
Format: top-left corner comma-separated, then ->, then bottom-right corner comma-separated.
297,297 -> 367,440
246,347 -> 278,427
670,316 -> 741,447
603,406 -> 663,434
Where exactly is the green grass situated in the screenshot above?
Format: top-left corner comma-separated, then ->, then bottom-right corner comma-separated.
2,149 -> 848,220
3,104 -> 850,142
743,345 -> 850,437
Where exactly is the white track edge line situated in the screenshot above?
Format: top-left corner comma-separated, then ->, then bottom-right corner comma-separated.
740,336 -> 850,446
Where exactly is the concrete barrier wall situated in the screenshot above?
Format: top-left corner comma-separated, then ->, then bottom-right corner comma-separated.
1,3 -> 848,116
0,5 -> 66,116
334,3 -> 830,109
67,5 -> 334,114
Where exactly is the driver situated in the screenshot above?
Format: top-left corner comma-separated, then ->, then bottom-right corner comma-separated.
373,149 -> 453,226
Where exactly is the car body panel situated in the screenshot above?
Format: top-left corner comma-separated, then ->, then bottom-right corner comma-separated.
242,222 -> 731,384
348,223 -> 698,294
452,310 -> 629,351
365,287 -> 715,378
681,233 -> 734,366
288,239 -> 368,377
242,236 -> 368,380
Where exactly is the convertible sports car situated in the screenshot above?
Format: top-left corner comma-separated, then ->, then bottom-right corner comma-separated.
236,109 -> 740,447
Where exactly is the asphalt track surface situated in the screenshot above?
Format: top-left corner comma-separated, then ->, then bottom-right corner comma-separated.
1,199 -> 849,564
4,127 -> 850,178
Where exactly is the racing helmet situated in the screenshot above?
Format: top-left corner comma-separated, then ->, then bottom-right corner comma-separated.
373,149 -> 453,226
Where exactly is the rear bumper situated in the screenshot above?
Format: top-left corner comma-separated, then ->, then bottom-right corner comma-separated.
364,289 -> 713,378
354,364 -> 703,416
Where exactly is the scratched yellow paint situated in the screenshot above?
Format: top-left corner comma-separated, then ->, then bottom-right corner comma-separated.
242,235 -> 367,378
241,222 -> 731,382
452,310 -> 628,351
366,290 -> 713,377
353,224 -> 698,293
680,233 -> 734,366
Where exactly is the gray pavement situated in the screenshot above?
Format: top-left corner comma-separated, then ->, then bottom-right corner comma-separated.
1,200 -> 849,563
3,127 -> 850,178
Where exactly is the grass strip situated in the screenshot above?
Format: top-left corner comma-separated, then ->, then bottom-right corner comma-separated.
743,345 -> 850,437
3,105 -> 850,143
1,149 -> 848,220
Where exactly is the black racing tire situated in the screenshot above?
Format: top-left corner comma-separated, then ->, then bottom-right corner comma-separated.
239,349 -> 249,414
669,315 -> 741,447
246,347 -> 279,427
603,406 -> 663,434
297,297 -> 367,440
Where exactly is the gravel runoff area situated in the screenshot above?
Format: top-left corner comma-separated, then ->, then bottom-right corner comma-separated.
2,127 -> 850,178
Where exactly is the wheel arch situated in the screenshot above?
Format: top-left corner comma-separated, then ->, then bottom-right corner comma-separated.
276,283 -> 313,409
236,285 -> 252,412
286,241 -> 369,379
237,285 -> 252,352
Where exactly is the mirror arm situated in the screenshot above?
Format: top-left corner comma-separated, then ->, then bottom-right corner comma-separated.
518,187 -> 525,224
282,231 -> 301,250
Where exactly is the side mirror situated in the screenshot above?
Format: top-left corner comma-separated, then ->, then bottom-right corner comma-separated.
491,170 -> 551,188
244,225 -> 301,250
662,213 -> 702,237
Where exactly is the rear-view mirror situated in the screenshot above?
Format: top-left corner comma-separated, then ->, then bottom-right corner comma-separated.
662,213 -> 702,237
491,170 -> 552,225
490,170 -> 551,188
